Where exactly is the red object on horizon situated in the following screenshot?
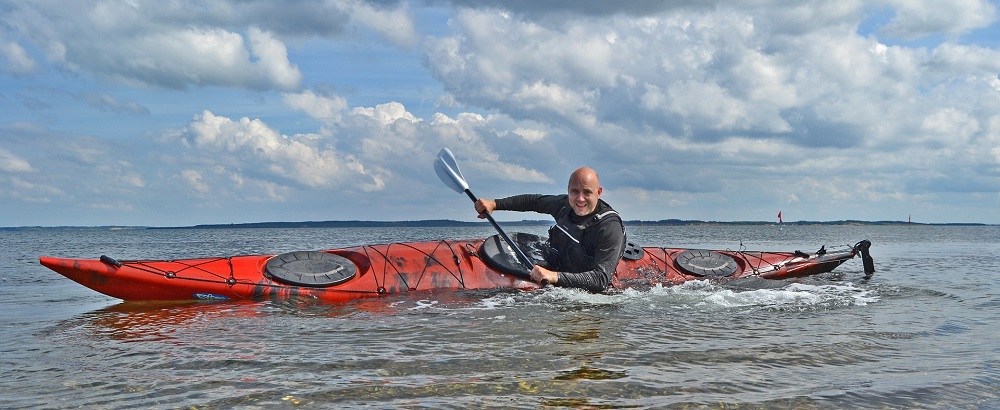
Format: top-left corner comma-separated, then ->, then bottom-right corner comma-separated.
778,211 -> 783,223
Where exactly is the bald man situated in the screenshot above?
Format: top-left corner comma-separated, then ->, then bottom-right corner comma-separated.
474,167 -> 627,292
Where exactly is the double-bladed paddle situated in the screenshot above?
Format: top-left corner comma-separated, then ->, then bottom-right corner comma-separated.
434,148 -> 536,276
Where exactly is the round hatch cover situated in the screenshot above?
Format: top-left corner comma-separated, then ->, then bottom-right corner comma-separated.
674,250 -> 739,277
265,251 -> 356,287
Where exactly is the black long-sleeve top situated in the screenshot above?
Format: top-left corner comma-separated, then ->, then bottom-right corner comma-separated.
494,194 -> 625,292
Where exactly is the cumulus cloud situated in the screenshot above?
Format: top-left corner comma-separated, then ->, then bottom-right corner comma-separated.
164,97 -> 555,208
426,3 -> 1000,184
347,1 -> 419,46
429,7 -> 899,148
178,110 -> 382,190
426,112 -> 553,184
91,26 -> 303,90
283,90 -> 350,125
439,0 -> 714,17
881,0 -> 997,39
3,0 -> 1000,224
0,1 -> 419,91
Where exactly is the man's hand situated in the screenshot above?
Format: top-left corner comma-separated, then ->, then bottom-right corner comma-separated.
473,198 -> 496,219
530,265 -> 558,285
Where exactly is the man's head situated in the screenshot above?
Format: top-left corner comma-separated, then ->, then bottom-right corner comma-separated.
567,167 -> 602,216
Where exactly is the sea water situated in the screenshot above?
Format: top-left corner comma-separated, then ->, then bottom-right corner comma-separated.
1,224 -> 998,408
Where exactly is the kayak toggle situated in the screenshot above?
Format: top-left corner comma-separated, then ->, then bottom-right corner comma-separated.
99,255 -> 122,268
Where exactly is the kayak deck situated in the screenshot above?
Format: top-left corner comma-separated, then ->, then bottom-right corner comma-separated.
39,234 -> 873,302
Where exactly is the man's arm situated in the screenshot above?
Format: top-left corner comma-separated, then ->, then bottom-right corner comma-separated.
494,194 -> 566,216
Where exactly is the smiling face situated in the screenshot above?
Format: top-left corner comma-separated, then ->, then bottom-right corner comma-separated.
567,167 -> 602,216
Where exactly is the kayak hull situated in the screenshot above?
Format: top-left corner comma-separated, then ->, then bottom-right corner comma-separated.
40,235 -> 871,302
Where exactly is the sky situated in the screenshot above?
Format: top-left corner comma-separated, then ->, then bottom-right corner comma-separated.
2,0 -> 1000,227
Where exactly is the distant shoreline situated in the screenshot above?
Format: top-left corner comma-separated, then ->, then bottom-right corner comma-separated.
2,219 -> 994,230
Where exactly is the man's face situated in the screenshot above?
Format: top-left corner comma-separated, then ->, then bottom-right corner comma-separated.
567,175 -> 602,216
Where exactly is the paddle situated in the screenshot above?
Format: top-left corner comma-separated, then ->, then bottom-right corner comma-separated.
434,148 -> 536,277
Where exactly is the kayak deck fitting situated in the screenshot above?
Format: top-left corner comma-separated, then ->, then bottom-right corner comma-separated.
39,234 -> 874,302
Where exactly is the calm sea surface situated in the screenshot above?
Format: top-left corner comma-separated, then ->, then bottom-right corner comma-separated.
1,224 -> 998,409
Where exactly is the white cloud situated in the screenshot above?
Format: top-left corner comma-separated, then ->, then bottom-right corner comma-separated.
154,96 -> 558,214
283,91 -> 349,125
180,110 -> 382,190
926,44 -> 1000,80
881,0 -> 997,39
111,161 -> 146,188
76,22 -> 299,89
428,9 -> 828,142
246,27 -> 302,90
0,1 -> 421,91
347,1 -> 419,47
0,148 -> 33,173
3,1 -> 1000,225
103,26 -> 302,90
0,38 -> 35,74
82,93 -> 151,115
416,2 -> 1000,220
426,112 -> 553,184
179,169 -> 210,194
426,4 -> 999,154
921,108 -> 980,144
513,127 -> 546,143
5,177 -> 60,203
351,102 -> 421,126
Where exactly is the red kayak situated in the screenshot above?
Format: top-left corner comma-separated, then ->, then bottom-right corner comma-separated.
39,233 -> 875,302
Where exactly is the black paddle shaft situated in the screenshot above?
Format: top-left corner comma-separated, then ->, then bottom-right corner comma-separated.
464,188 -> 535,270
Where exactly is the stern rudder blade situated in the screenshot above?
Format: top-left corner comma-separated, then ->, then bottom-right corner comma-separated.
854,240 -> 875,278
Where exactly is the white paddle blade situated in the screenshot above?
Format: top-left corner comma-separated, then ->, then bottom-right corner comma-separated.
434,148 -> 469,194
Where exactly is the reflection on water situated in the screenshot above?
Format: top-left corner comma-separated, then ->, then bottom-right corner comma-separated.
554,366 -> 628,381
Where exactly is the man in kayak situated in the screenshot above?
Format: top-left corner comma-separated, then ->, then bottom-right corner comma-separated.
474,167 -> 627,292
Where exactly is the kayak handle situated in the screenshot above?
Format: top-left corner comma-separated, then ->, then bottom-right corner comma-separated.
100,255 -> 123,268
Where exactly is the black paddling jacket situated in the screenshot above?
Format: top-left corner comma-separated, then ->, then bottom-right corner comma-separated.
494,194 -> 626,292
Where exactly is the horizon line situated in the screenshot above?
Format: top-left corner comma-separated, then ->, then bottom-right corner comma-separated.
3,218 -> 996,230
